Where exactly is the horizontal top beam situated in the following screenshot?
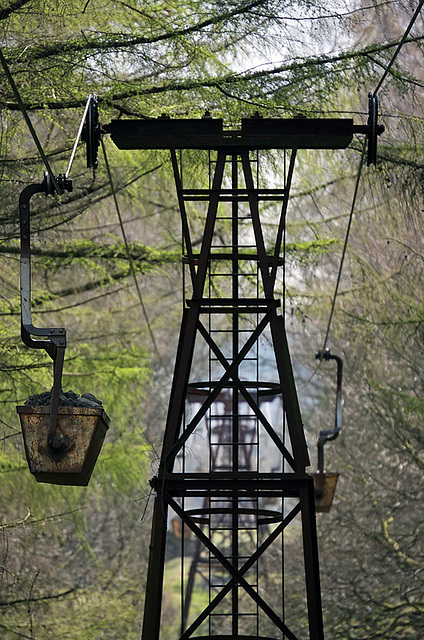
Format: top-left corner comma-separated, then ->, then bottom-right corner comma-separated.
104,117 -> 362,150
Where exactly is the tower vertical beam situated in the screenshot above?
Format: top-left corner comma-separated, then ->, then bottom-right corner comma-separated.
141,491 -> 169,640
269,311 -> 310,472
230,154 -> 239,638
300,482 -> 324,640
161,151 -> 227,469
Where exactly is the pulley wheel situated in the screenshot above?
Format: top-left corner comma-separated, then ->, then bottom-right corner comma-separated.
367,92 -> 384,166
82,95 -> 101,169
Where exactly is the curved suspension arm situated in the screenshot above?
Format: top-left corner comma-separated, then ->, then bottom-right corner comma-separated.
315,349 -> 343,473
19,175 -> 72,355
18,94 -> 100,453
20,174 -> 72,451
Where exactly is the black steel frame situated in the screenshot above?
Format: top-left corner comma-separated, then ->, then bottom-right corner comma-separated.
141,147 -> 323,640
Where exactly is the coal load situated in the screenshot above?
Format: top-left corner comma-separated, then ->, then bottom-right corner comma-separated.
25,390 -> 103,409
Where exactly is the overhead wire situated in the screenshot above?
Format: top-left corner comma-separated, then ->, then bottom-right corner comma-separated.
321,139 -> 367,353
319,0 -> 424,353
100,138 -> 164,366
0,48 -> 61,194
374,0 -> 424,95
1,43 -> 165,363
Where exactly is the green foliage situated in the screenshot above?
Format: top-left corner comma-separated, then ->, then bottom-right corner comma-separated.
0,0 -> 423,638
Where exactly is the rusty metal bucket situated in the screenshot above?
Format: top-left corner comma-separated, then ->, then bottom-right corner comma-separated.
311,472 -> 339,513
17,405 -> 110,486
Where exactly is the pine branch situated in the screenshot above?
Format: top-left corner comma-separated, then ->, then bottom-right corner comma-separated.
0,241 -> 179,264
0,262 -> 163,316
3,35 -> 423,111
3,0 -> 269,63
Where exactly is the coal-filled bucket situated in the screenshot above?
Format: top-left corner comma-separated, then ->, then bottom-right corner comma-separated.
17,405 -> 110,486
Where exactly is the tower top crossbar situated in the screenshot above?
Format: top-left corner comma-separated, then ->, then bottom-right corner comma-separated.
104,116 -> 365,150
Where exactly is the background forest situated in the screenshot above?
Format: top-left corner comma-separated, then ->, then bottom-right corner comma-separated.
0,0 -> 423,638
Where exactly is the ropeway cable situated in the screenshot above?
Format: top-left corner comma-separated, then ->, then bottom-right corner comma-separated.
1,44 -> 163,363
321,139 -> 367,353
101,137 -> 164,366
320,0 -> 424,353
0,47 -> 62,194
374,0 -> 424,95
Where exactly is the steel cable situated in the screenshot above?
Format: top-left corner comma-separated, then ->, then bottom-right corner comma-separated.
101,138 -> 163,366
0,48 -> 61,194
374,0 -> 424,95
320,0 -> 424,352
321,139 -> 367,352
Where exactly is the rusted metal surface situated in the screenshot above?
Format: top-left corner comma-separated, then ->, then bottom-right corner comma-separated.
17,405 -> 110,486
18,168 -> 110,486
312,472 -> 340,513
17,96 -> 106,481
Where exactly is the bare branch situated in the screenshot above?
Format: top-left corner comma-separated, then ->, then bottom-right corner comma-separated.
0,508 -> 31,529
0,587 -> 76,608
0,0 -> 33,22
0,624 -> 34,639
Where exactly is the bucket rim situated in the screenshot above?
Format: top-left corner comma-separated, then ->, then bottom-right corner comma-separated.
16,404 -> 110,427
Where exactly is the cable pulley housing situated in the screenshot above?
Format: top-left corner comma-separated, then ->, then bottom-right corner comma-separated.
82,94 -> 102,169
367,92 -> 384,166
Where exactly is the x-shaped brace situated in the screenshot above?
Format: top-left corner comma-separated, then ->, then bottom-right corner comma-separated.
169,495 -> 301,640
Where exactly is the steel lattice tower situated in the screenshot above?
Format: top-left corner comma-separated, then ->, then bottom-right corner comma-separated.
105,115 -> 362,640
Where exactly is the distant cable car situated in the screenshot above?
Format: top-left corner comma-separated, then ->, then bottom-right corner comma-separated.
312,349 -> 343,512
